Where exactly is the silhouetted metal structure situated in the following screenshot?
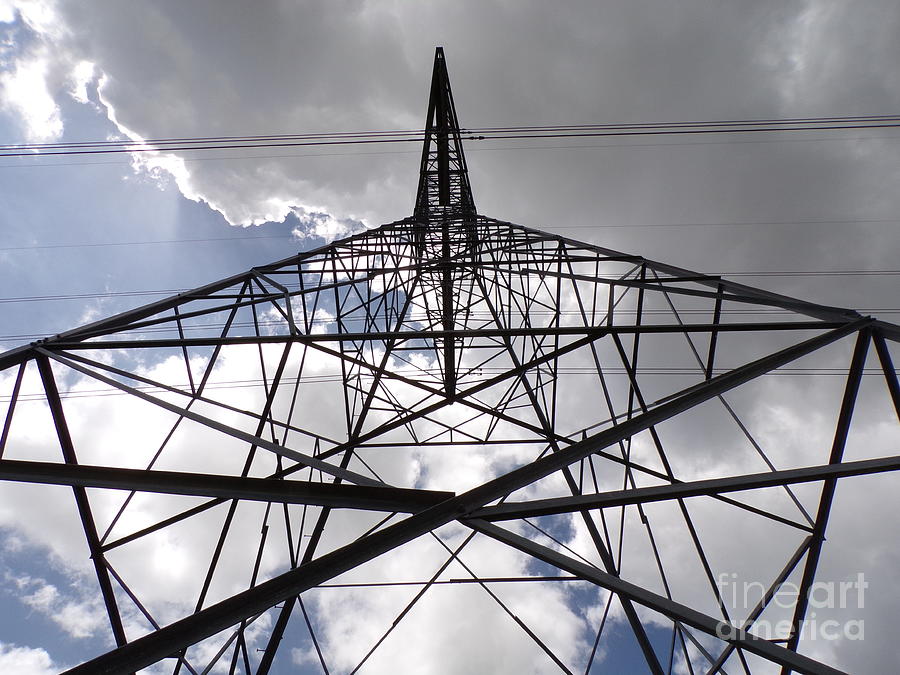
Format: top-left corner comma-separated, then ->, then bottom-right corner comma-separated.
1,47 -> 898,674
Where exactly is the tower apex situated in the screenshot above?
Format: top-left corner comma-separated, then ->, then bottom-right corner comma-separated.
413,47 -> 476,220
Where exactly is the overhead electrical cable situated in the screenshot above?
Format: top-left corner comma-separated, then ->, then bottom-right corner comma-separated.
2,365 -> 895,404
5,113 -> 900,150
8,134 -> 900,171
2,269 -> 900,305
3,217 -> 899,254
0,234 -> 290,251
3,114 -> 900,158
4,304 -> 900,345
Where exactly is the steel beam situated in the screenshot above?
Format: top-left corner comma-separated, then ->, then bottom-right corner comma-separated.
780,329 -> 869,673
0,362 -> 24,457
495,217 -> 860,323
62,321 -> 863,674
471,454 -> 900,521
467,519 -> 847,675
41,321 -> 844,352
36,356 -> 128,648
38,348 -> 382,488
0,459 -> 453,512
873,330 -> 900,420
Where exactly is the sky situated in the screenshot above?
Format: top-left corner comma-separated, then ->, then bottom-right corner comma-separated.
2,1 -> 900,673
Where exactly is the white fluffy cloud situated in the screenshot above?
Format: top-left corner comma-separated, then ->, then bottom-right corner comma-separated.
0,641 -> 63,675
8,572 -> 105,640
0,48 -> 62,141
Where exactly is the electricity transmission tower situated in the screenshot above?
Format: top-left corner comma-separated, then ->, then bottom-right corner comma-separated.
2,47 -> 900,674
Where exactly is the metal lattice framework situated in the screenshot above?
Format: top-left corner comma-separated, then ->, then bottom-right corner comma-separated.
1,48 -> 899,674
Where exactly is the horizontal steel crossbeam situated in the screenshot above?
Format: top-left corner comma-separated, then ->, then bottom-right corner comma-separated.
40,320 -> 844,351
467,519 -> 847,675
62,321 -> 863,674
0,459 -> 453,513
470,454 -> 900,520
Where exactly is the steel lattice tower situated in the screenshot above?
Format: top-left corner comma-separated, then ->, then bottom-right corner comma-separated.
1,48 -> 899,674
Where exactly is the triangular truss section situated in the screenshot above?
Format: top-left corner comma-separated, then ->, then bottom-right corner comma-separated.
414,46 -> 476,221
1,48 -> 899,675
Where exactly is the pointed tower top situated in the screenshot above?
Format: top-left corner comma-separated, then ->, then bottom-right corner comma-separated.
413,47 -> 476,220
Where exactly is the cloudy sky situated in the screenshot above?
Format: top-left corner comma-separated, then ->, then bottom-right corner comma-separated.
4,1 -> 900,335
2,1 -> 900,673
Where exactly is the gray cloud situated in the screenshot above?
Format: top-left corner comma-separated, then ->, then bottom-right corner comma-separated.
3,2 -> 900,672
8,1 -> 900,304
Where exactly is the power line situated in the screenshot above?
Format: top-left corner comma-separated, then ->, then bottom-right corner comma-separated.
4,304 -> 900,345
4,216 -> 899,254
546,218 -> 900,230
0,290 -> 184,304
3,365 -> 895,404
723,269 -> 900,277
0,234 -> 291,252
6,113 -> 900,150
4,114 -> 900,158
2,267 -> 900,306
6,133 -> 900,172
